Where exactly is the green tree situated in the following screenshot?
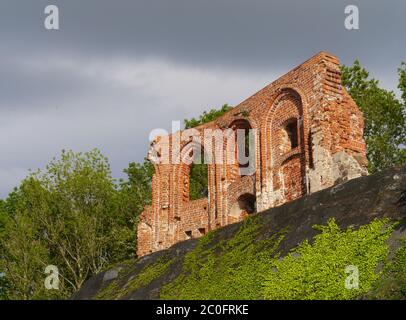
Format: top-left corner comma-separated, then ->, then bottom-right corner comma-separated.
189,153 -> 208,201
120,161 -> 154,217
0,202 -> 52,299
0,196 -> 15,299
0,149 -> 138,299
399,62 -> 406,104
341,61 -> 406,172
184,103 -> 232,129
118,160 -> 154,257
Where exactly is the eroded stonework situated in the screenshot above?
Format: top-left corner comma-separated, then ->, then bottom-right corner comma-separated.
137,51 -> 368,257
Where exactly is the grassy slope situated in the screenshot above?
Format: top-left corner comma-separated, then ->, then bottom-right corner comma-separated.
74,166 -> 406,300
95,215 -> 405,300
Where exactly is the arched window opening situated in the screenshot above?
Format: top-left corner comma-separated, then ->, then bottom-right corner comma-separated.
230,120 -> 253,175
188,145 -> 209,201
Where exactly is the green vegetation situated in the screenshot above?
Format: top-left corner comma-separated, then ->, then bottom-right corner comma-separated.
117,160 -> 154,259
92,217 -> 405,300
0,104 -> 230,300
185,104 -> 232,200
184,104 -> 232,129
97,256 -> 174,300
189,162 -> 209,200
1,60 -> 406,300
0,150 -> 153,299
161,216 -> 286,299
341,61 -> 406,172
189,150 -> 209,200
185,104 -> 232,199
159,217 -> 397,300
125,258 -> 173,294
366,240 -> 406,299
263,219 -> 395,300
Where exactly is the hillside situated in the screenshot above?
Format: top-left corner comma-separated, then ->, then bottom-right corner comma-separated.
73,166 -> 406,300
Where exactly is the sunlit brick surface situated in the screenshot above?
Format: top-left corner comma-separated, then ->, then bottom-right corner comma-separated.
137,52 -> 368,257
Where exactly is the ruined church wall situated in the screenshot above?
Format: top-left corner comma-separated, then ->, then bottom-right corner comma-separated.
137,51 -> 368,257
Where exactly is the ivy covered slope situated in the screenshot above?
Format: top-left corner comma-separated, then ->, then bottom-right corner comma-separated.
73,166 -> 406,300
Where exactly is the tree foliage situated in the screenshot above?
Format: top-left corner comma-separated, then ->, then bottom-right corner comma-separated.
0,103 -> 231,299
184,104 -> 232,129
189,162 -> 209,201
399,62 -> 406,105
117,160 -> 154,256
0,149 -> 152,299
341,61 -> 406,172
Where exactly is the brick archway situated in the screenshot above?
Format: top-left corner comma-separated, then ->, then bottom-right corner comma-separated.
137,52 -> 369,257
178,141 -> 210,203
265,90 -> 308,206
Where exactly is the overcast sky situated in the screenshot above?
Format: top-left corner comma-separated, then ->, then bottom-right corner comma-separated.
0,0 -> 405,197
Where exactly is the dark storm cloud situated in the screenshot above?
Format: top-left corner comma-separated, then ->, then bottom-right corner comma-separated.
1,0 -> 405,70
0,56 -> 97,111
0,0 -> 405,197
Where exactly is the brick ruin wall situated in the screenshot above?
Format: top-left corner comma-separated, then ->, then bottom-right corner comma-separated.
137,51 -> 368,257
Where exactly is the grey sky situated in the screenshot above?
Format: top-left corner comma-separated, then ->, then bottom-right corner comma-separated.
0,0 -> 405,197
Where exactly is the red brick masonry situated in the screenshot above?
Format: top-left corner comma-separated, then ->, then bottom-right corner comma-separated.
137,51 -> 368,256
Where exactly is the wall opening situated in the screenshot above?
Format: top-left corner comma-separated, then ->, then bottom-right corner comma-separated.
189,145 -> 209,200
229,193 -> 257,218
276,118 -> 299,156
230,119 -> 253,175
286,120 -> 298,149
284,119 -> 299,150
237,193 -> 256,214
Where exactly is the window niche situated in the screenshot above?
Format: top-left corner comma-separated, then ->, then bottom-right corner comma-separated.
230,119 -> 253,175
279,118 -> 299,155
